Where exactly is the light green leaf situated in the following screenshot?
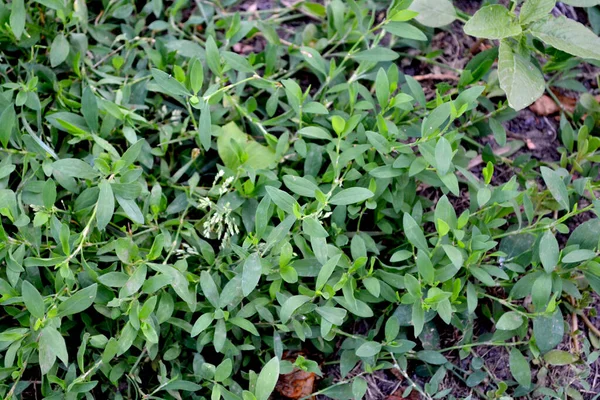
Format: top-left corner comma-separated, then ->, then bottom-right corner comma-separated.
442,245 -> 463,268
283,175 -> 319,198
255,357 -> 280,400
540,167 -> 570,211
242,253 -> 262,297
355,341 -> 382,358
191,313 -> 214,337
464,5 -> 522,39
297,126 -> 332,140
403,213 -> 428,252
509,348 -> 531,388
498,40 -> 545,111
561,0 -> 600,5
151,68 -> 191,97
544,350 -> 578,365
22,281 -> 45,319
10,0 -> 25,39
533,308 -> 564,353
223,51 -> 255,73
329,188 -> 374,206
496,311 -> 524,330
280,295 -> 311,323
520,0 -> 556,25
435,137 -> 453,176
352,47 -> 398,62
530,16 -> 600,60
217,122 -> 276,170
97,181 -> 114,231
50,33 -> 70,67
539,231 -> 559,273
409,0 -> 456,27
57,284 -> 97,317
383,22 -> 427,41
52,158 -> 99,180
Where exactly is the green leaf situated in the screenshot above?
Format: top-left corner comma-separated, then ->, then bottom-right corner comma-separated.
229,317 -> 260,336
217,122 -> 275,170
498,40 -> 545,111
464,5 -> 522,39
329,188 -> 374,206
280,295 -> 311,323
540,167 -> 570,211
0,105 -> 16,148
242,253 -> 262,297
151,68 -> 191,97
223,51 -> 255,73
539,231 -> 559,273
200,271 -> 220,308
534,308 -> 564,353
489,118 -> 506,146
114,139 -> 144,173
22,281 -> 45,319
50,33 -> 70,67
416,350 -> 447,365
509,348 -> 531,388
562,249 -> 596,263
283,175 -> 319,198
302,217 -> 328,238
544,350 -> 578,365
383,22 -> 427,41
96,181 -> 114,231
520,0 -> 556,25
562,0 -> 600,5
352,47 -> 398,62
496,311 -> 524,330
442,245 -> 463,269
9,0 -> 25,39
316,306 -> 347,325
255,357 -> 280,400
199,100 -> 212,151
355,341 -> 382,358
409,0 -> 456,28
191,313 -> 214,337
81,87 -> 98,132
375,68 -> 390,109
412,301 -> 424,337
435,137 -> 453,176
57,284 -> 97,317
266,186 -> 297,215
530,16 -> 600,60
52,158 -> 100,180
215,359 -> 233,382
189,58 -> 204,94
297,126 -> 332,140
403,213 -> 429,252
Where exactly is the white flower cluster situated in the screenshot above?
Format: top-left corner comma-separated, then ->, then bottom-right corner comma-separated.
196,170 -> 240,244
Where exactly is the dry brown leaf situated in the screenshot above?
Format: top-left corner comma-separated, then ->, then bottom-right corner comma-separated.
386,388 -> 421,400
275,368 -> 316,399
529,95 -> 559,116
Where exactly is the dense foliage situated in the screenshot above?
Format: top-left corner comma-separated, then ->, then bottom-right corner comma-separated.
2,0 -> 600,399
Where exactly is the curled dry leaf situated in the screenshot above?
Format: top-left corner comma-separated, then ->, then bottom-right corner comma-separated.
275,368 -> 316,399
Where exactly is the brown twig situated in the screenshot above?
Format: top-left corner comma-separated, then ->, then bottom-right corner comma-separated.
570,296 -> 580,354
413,73 -> 459,81
581,313 -> 600,338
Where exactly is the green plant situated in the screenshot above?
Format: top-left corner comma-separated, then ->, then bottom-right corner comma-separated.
1,0 -> 600,399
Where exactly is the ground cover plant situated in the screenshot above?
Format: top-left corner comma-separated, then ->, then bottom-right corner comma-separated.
2,0 -> 600,398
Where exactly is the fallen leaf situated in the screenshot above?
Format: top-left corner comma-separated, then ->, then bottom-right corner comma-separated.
386,387 -> 421,400
530,95 -> 559,116
276,368 -> 316,399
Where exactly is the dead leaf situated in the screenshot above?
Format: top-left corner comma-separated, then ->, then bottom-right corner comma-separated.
530,95 -> 559,116
276,368 -> 316,399
386,387 -> 421,400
